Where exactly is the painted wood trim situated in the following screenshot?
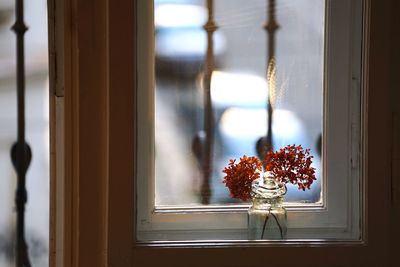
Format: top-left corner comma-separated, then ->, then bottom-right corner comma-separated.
106,0 -> 135,265
49,0 -> 109,266
48,0 -> 72,266
72,0 -> 109,266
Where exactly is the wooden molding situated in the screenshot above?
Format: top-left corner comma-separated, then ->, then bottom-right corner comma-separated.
49,0 -> 109,266
106,0 -> 135,265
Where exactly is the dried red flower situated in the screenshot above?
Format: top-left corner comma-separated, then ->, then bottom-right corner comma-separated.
222,144 -> 317,201
222,156 -> 262,201
265,144 -> 316,190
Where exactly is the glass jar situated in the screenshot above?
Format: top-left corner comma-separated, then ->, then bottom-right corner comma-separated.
248,172 -> 287,240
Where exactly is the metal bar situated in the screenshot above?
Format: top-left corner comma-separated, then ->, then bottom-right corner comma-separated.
201,0 -> 217,204
257,0 -> 279,160
11,0 -> 32,266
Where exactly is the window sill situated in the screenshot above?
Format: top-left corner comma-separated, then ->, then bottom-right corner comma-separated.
136,238 -> 366,248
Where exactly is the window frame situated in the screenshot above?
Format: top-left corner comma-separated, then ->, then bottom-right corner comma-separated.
48,0 -> 400,266
136,0 -> 363,242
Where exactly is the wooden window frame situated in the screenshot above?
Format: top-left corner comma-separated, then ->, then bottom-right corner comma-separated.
136,0 -> 363,243
48,0 -> 400,266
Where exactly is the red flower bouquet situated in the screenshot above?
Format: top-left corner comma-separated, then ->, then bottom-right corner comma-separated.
223,144 -> 316,200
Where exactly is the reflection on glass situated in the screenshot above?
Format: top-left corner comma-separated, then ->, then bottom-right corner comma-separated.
155,0 -> 324,206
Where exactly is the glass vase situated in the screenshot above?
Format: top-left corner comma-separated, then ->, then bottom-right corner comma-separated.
248,173 -> 287,240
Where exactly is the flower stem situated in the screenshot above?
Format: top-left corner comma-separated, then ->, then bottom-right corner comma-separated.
270,212 -> 284,239
261,207 -> 284,239
261,212 -> 270,239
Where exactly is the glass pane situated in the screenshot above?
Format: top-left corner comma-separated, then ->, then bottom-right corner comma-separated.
154,0 -> 324,206
0,0 -> 49,265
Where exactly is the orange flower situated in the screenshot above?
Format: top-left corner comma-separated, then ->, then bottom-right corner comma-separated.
222,156 -> 262,201
265,144 -> 316,190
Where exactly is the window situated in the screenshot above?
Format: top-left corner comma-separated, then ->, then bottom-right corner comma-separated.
0,1 -> 49,266
136,0 -> 363,242
49,0 -> 399,266
154,0 -> 323,205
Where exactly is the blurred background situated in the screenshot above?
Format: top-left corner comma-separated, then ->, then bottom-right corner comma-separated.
154,0 -> 324,206
0,0 -> 49,266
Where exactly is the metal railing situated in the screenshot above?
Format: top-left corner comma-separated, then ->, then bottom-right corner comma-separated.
10,0 -> 32,266
195,0 -> 279,203
256,0 -> 278,160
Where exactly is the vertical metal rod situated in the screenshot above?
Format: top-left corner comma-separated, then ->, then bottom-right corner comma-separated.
10,0 -> 32,266
257,0 -> 279,160
265,0 -> 279,151
201,0 -> 217,204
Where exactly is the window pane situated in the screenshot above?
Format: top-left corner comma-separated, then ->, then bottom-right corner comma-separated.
0,0 -> 49,265
154,0 -> 324,206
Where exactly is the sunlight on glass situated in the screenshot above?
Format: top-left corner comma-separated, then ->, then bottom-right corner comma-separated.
211,71 -> 267,108
155,4 -> 207,28
220,108 -> 304,140
267,58 -> 278,108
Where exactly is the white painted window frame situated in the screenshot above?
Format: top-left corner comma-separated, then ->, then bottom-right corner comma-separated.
136,0 -> 364,243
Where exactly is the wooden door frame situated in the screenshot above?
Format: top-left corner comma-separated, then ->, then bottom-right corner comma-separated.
49,0 -> 122,266
48,0 -> 400,266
